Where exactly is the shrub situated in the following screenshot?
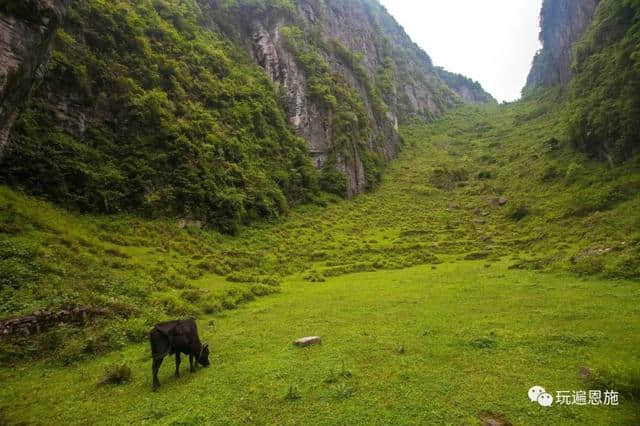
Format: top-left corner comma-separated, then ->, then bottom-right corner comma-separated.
334,383 -> 355,399
429,168 -> 468,190
225,272 -> 257,283
565,162 -> 582,184
151,293 -> 198,317
544,137 -> 560,152
202,300 -> 222,315
320,166 -> 348,197
284,385 -> 301,401
180,289 -> 203,303
303,272 -> 326,282
221,297 -> 237,310
250,284 -> 279,297
541,165 -> 559,181
122,317 -> 150,343
98,364 -> 132,386
506,204 -> 530,221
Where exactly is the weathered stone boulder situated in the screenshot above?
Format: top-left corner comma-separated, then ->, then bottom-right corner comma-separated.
294,336 -> 322,347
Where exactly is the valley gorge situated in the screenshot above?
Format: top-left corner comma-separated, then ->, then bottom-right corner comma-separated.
0,1 -> 639,424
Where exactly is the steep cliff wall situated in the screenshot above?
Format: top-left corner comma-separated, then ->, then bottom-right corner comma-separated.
0,0 -> 69,154
525,0 -> 639,161
566,0 -> 640,161
524,0 -> 601,92
212,0 -> 493,196
435,67 -> 495,104
0,0 -> 493,229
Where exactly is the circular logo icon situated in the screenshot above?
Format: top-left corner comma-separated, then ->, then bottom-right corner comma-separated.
537,392 -> 554,407
528,386 -> 546,402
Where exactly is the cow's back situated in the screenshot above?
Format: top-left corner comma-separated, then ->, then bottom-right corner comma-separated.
150,319 -> 199,358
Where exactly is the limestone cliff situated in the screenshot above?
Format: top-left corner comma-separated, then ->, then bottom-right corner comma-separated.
524,0 -> 601,92
0,0 -> 494,227
0,0 -> 68,154
212,0 -> 493,196
436,67 -> 495,104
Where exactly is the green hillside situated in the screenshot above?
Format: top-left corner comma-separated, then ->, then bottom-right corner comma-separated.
1,93 -> 639,424
0,0 -> 320,233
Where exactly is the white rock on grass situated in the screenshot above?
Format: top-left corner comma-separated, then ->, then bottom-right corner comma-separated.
294,336 -> 321,347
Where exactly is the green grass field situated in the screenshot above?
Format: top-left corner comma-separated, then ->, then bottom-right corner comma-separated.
1,98 -> 639,424
1,263 -> 639,425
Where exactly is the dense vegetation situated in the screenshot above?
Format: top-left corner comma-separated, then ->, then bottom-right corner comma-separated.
2,91 -> 638,362
0,1 -> 639,423
567,0 -> 640,162
435,67 -> 496,104
0,0 -> 483,229
1,94 -> 639,423
0,0 -> 320,233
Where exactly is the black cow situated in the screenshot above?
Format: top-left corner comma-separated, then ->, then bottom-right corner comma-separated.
149,319 -> 210,391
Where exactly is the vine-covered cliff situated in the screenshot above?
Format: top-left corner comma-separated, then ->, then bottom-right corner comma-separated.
524,0 -> 601,92
0,0 -> 492,230
212,0 -> 494,195
0,0 -> 69,153
524,0 -> 639,161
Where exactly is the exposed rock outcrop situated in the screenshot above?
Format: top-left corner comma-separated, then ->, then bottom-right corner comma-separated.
0,0 -> 69,155
436,67 -> 495,104
524,0 -> 601,92
0,306 -> 110,338
0,0 -> 493,205
212,0 -> 493,196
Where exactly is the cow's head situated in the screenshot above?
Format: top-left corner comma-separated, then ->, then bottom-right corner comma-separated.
198,343 -> 210,367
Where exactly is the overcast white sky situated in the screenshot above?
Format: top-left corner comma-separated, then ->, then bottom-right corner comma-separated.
378,0 -> 543,102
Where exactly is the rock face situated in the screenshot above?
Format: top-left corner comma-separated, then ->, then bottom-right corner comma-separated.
0,306 -> 110,338
0,0 -> 69,155
524,0 -> 601,92
212,0 -> 493,196
0,0 -> 493,200
436,67 -> 495,105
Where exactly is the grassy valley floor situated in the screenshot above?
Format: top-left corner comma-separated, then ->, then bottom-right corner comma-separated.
1,98 -> 639,424
1,263 -> 639,425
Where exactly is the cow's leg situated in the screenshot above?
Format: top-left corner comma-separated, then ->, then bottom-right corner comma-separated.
152,357 -> 164,391
175,353 -> 181,378
189,354 -> 195,373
